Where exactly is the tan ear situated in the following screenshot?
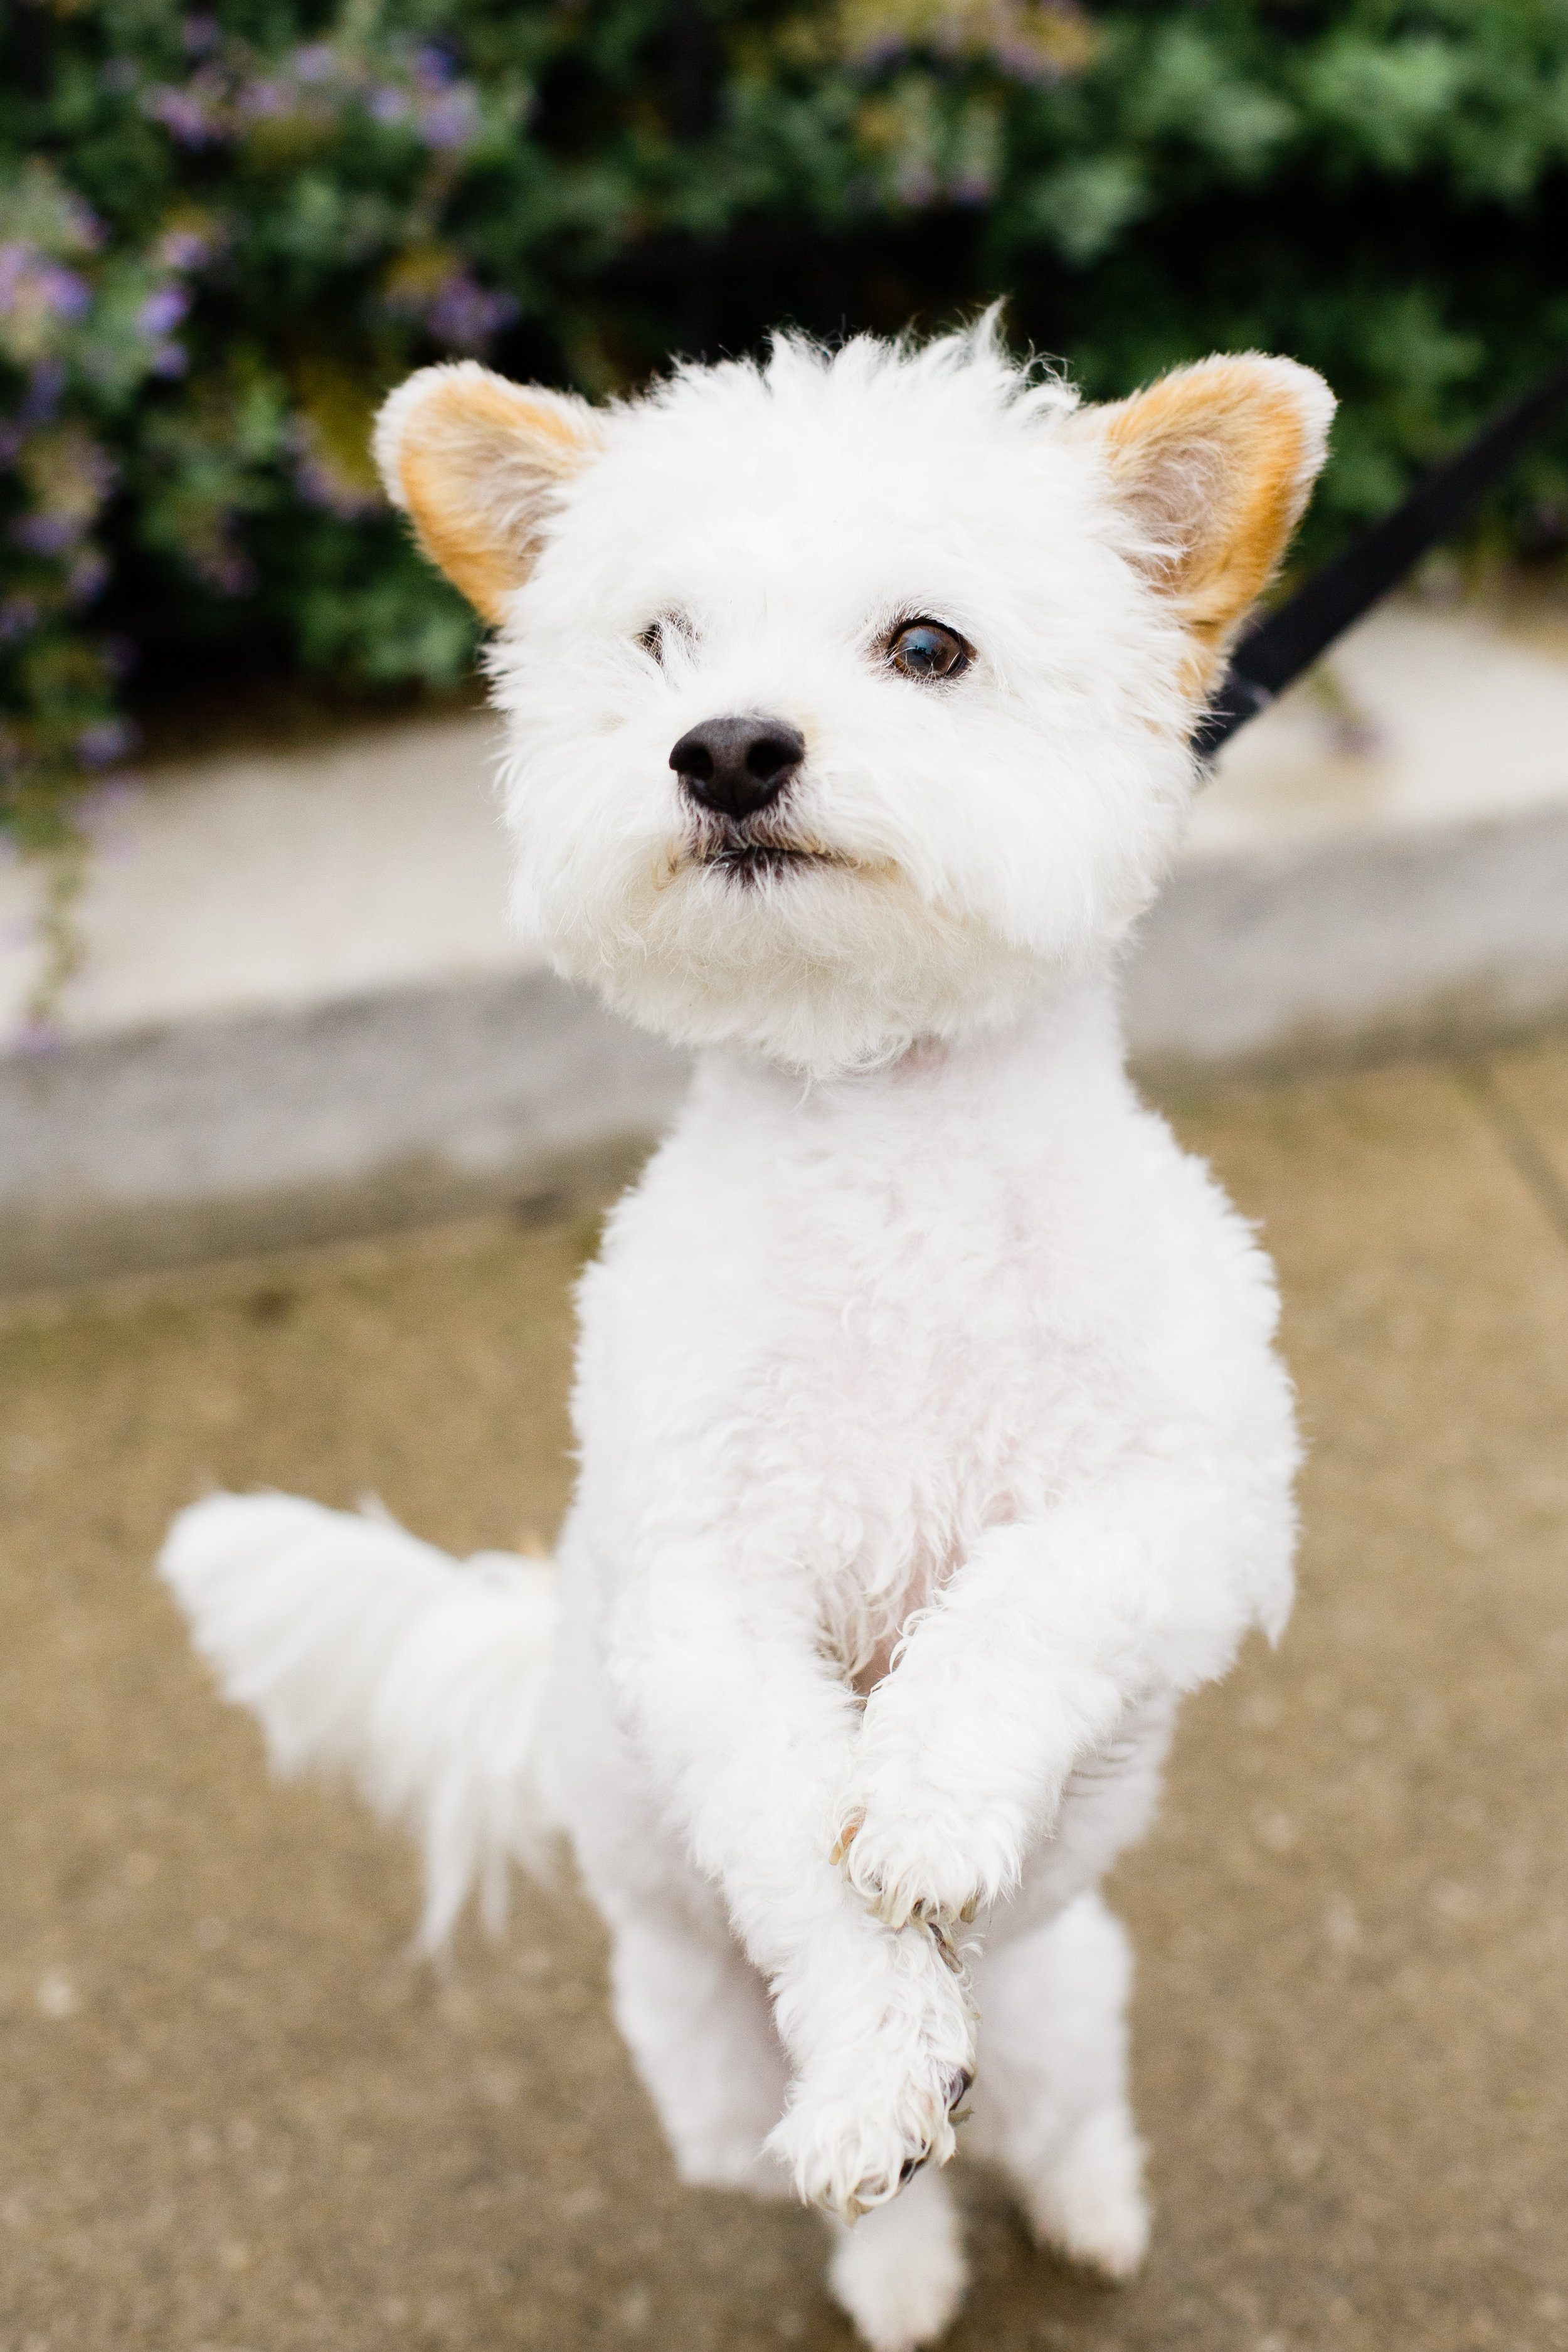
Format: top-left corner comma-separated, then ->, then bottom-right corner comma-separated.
1076,354 -> 1335,686
373,362 -> 605,623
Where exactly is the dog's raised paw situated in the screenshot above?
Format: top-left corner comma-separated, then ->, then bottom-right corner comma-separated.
768,2055 -> 972,2222
832,1784 -> 1016,1933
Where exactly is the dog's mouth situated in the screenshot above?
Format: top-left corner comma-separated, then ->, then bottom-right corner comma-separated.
682,812 -> 844,886
706,840 -> 831,883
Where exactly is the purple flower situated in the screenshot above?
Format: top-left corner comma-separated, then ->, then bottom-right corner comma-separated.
292,42 -> 335,83
992,38 -> 1067,85
238,77 -> 287,119
0,246 -> 93,325
426,272 -> 518,353
42,264 -> 90,320
951,167 -> 996,206
417,87 -> 480,150
137,285 -> 189,340
0,596 -> 41,645
144,83 -> 219,144
13,512 -> 83,556
412,43 -> 456,92
370,84 -> 411,124
76,719 -> 135,767
183,13 -> 220,53
149,341 -> 189,378
157,226 -> 213,271
293,452 -> 380,519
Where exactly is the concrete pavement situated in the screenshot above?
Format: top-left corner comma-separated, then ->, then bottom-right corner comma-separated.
1,1038 -> 1566,2351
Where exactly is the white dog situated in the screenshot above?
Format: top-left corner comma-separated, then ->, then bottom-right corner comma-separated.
162,317 -> 1330,2351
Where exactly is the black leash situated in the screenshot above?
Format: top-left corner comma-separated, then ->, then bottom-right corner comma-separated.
1194,354 -> 1568,763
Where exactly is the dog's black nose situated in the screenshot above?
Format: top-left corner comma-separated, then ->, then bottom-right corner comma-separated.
669,716 -> 805,820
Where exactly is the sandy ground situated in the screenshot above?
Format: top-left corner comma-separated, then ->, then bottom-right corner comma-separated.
3,1042 -> 1567,2352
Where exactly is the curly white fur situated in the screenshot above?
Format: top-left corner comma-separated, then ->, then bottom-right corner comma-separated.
161,318 -> 1330,2350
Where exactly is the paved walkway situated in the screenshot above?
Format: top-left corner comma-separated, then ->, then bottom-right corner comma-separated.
2,1040 -> 1566,2352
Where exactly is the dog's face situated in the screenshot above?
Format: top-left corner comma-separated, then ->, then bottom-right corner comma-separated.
376,324 -> 1332,1074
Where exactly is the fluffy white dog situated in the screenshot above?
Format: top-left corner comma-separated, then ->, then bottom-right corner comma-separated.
162,317 -> 1331,2351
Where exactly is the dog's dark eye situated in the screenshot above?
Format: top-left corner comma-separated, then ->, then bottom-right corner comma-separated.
638,612 -> 692,664
887,620 -> 970,682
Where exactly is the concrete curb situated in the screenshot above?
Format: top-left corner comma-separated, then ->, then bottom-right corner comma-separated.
1125,799 -> 1568,1073
0,972 -> 681,1293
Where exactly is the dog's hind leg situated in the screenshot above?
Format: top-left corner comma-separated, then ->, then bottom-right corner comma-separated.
552,1578 -> 790,2197
608,1902 -> 791,2196
967,1888 -> 1148,2280
825,2161 -> 967,2352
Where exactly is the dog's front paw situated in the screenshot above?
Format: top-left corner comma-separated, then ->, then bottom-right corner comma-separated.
767,2044 -> 972,2223
832,1769 -> 1021,1931
765,1922 -> 977,2223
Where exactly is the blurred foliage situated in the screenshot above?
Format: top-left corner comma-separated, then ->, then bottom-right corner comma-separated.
5,0 -> 1568,850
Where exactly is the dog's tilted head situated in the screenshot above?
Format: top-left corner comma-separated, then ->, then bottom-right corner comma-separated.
375,318 -> 1333,1075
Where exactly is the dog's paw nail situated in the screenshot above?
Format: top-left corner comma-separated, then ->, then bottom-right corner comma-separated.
959,1897 -> 978,1923
829,1814 -> 863,1870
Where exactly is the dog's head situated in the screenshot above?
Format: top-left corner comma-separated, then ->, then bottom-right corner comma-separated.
376,320 -> 1332,1074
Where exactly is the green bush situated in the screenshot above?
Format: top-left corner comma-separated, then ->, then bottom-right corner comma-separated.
6,0 -> 1568,864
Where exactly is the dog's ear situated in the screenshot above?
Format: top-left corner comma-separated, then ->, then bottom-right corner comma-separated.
1074,354 -> 1335,682
373,362 -> 605,623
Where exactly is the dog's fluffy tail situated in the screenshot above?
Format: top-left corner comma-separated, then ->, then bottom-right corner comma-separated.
159,1491 -> 559,1949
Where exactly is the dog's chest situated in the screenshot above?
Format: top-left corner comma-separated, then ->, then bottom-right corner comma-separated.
576,1042 -> 1148,1623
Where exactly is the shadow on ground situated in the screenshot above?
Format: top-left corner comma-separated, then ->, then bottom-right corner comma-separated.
3,1042 -> 1567,2352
